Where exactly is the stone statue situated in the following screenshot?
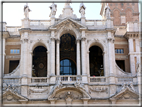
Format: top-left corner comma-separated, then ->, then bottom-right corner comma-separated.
105,4 -> 111,19
79,3 -> 86,17
49,3 -> 57,17
24,3 -> 31,18
65,0 -> 71,7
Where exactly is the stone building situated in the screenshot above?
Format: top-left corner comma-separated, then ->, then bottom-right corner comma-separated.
0,1 -> 141,106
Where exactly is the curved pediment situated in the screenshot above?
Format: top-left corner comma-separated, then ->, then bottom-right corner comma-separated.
48,85 -> 91,102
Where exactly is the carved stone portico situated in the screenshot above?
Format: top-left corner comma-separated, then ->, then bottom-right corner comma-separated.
1,1 -> 141,106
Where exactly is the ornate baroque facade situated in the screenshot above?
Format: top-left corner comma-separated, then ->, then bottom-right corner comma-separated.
0,1 -> 142,106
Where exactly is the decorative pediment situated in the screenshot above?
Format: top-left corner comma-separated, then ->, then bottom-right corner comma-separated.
111,86 -> 139,101
49,18 -> 87,30
3,89 -> 28,103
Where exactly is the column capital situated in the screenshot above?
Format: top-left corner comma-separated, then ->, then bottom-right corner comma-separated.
87,51 -> 90,54
81,37 -> 86,41
107,38 -> 114,43
50,37 -> 55,41
56,39 -> 60,43
46,51 -> 49,54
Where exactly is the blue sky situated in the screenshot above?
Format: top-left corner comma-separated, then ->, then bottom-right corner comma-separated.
3,3 -> 102,26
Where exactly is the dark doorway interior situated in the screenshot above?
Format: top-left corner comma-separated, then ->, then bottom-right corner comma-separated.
89,46 -> 104,76
9,60 -> 19,73
32,46 -> 47,77
116,60 -> 125,71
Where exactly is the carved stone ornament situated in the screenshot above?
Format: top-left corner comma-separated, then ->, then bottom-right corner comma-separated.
48,80 -> 91,101
111,83 -> 139,101
89,86 -> 108,94
3,86 -> 28,103
105,4 -> 111,19
49,18 -> 86,34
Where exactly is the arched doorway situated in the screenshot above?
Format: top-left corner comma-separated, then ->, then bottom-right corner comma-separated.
32,46 -> 47,77
60,33 -> 76,75
89,46 -> 104,76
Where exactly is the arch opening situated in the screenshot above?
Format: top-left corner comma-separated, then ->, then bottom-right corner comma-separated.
60,33 -> 77,75
32,46 -> 47,77
89,46 -> 104,76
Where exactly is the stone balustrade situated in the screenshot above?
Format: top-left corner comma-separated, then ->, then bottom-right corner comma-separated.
127,22 -> 140,32
89,76 -> 107,83
3,77 -> 21,85
30,20 -> 50,29
116,76 -> 137,83
31,77 -> 48,83
56,75 -> 82,83
6,26 -> 21,35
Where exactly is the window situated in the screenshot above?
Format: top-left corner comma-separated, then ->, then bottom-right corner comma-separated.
9,60 -> 19,73
116,60 -> 125,71
10,49 -> 20,54
115,49 -> 124,54
60,59 -> 76,75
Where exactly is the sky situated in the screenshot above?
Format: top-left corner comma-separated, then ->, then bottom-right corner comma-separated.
3,3 -> 102,26
2,2 -> 141,26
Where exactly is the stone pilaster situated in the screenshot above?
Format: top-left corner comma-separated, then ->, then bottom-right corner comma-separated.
87,51 -> 90,76
128,38 -> 135,75
50,30 -> 56,84
76,39 -> 81,75
56,39 -> 60,75
81,31 -> 87,83
107,31 -> 116,96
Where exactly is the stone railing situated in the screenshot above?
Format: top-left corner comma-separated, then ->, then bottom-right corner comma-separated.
31,77 -> 48,83
3,77 -> 21,85
30,20 -> 50,29
56,75 -> 82,83
6,26 -> 21,35
116,76 -> 137,83
86,20 -> 106,27
88,76 -> 107,83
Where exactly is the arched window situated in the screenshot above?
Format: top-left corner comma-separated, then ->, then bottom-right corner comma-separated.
32,46 -> 47,77
89,46 -> 104,76
60,59 -> 76,75
60,33 -> 76,75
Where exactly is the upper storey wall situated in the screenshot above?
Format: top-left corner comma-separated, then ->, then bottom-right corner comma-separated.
100,2 -> 139,26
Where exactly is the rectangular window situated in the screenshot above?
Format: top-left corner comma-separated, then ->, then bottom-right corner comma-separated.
115,49 -> 124,54
10,49 -> 20,54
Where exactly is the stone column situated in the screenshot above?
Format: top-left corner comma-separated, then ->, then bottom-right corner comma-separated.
128,38 -> 135,75
76,39 -> 81,75
87,51 -> 90,76
29,51 -> 33,77
135,38 -> 140,68
107,32 -> 116,96
50,31 -> 55,83
56,39 -> 60,75
82,98 -> 89,104
81,31 -> 87,83
47,51 -> 50,84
